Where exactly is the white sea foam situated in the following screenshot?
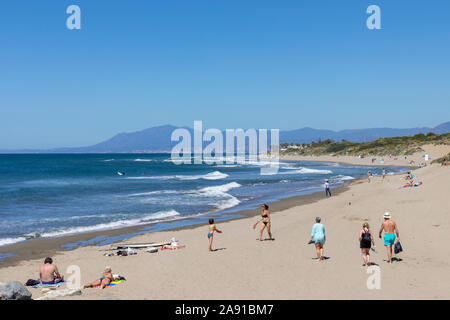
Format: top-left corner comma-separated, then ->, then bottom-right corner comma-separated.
201,171 -> 229,180
214,164 -> 240,168
193,182 -> 242,210
285,167 -> 333,174
125,171 -> 229,181
216,197 -> 241,210
134,158 -> 154,162
38,210 -> 181,238
0,237 -> 27,247
124,190 -> 178,197
336,175 -> 355,181
198,182 -> 241,194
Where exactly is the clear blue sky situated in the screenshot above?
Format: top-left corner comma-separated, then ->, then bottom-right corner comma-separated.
1,0 -> 449,149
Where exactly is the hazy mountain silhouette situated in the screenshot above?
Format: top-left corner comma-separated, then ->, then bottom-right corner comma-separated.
1,122 -> 449,153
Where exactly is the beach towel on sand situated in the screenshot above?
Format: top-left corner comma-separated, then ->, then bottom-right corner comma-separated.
107,279 -> 126,287
32,281 -> 66,288
92,278 -> 126,288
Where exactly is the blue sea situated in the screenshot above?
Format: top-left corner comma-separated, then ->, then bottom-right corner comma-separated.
0,154 -> 406,247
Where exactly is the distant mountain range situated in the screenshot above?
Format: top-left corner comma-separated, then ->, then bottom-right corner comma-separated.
2,121 -> 449,153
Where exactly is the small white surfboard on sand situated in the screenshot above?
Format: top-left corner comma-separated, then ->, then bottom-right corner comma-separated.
111,241 -> 171,249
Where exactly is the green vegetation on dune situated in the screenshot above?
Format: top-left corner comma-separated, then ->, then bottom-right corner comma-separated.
431,152 -> 450,164
280,132 -> 450,157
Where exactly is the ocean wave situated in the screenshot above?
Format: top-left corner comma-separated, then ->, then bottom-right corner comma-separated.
335,175 -> 355,181
216,197 -> 241,210
214,164 -> 240,168
0,237 -> 27,247
181,182 -> 242,211
125,171 -> 229,181
285,167 -> 333,174
38,210 -> 181,238
124,190 -> 178,197
133,158 -> 154,162
201,171 -> 229,180
198,182 -> 241,194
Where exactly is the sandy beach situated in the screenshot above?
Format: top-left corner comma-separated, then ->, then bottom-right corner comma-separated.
1,153 -> 449,300
277,143 -> 450,168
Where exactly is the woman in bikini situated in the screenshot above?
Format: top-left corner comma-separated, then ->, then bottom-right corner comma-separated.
83,266 -> 114,289
253,204 -> 273,241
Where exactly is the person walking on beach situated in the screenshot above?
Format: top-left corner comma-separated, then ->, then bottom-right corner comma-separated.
40,257 -> 64,285
379,212 -> 400,264
324,179 -> 332,197
207,218 -> 222,252
382,168 -> 386,180
359,222 -> 375,267
310,217 -> 326,261
253,204 -> 273,241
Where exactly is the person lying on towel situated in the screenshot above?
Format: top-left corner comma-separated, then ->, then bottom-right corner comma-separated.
83,266 -> 114,289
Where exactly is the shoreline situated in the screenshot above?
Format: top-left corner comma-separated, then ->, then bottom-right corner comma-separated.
0,157 -> 411,268
1,161 -> 449,299
0,182 -> 351,268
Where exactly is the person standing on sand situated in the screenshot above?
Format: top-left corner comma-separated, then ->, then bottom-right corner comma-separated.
310,217 -> 326,261
207,218 -> 222,252
253,204 -> 273,241
382,168 -> 386,180
379,212 -> 400,264
324,179 -> 332,197
367,170 -> 372,183
40,257 -> 64,285
359,222 -> 375,267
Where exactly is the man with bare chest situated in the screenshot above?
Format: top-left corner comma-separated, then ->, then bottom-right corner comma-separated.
379,212 -> 400,264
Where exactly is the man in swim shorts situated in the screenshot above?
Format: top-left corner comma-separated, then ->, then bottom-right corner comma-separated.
378,212 -> 400,264
40,257 -> 64,284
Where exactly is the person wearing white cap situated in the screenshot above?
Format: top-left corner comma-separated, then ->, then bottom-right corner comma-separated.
324,179 -> 331,197
378,212 -> 400,264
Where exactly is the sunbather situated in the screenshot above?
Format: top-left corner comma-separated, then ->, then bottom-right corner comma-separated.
39,257 -> 64,285
83,266 -> 113,289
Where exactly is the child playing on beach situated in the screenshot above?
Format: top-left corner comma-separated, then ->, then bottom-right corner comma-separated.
207,218 -> 222,252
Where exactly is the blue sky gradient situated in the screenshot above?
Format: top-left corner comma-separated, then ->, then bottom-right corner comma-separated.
1,0 -> 449,148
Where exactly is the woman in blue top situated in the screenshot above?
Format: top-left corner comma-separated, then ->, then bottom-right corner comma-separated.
310,217 -> 326,261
